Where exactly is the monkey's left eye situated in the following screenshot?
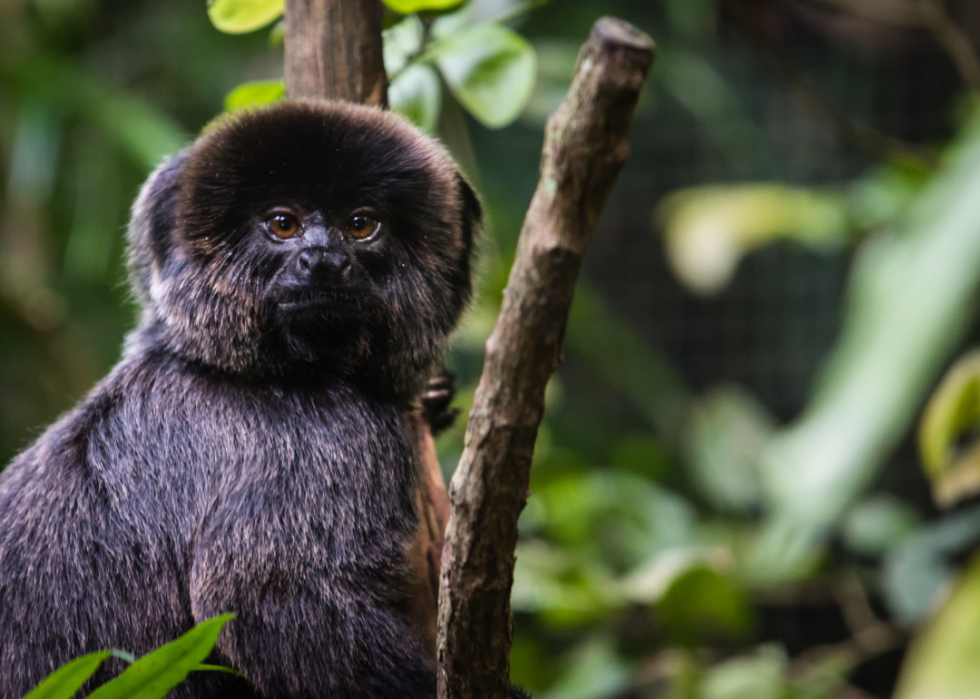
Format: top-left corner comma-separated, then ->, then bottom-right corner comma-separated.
346,212 -> 381,240
268,214 -> 301,239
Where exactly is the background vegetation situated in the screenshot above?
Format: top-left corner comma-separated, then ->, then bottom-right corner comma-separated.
5,0 -> 980,696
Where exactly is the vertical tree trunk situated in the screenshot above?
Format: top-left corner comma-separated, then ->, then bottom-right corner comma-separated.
283,0 -> 449,660
284,0 -> 388,106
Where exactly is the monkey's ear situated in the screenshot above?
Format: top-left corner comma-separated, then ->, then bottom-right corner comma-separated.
457,173 -> 482,252
126,153 -> 186,303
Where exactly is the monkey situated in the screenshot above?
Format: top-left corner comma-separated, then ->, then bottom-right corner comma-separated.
0,100 -> 527,699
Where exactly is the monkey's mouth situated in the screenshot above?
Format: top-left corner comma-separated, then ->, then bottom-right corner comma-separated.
276,291 -> 357,314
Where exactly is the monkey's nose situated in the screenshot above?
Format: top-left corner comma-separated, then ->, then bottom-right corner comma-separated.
294,247 -> 351,283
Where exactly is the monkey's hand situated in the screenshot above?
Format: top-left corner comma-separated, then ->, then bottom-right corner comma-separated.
422,372 -> 458,436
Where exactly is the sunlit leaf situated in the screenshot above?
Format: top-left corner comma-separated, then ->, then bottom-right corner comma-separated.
25,651 -> 114,699
701,646 -> 787,699
383,0 -> 467,13
87,615 -> 235,699
659,184 -> 849,295
919,350 -> 980,507
207,0 -> 283,34
224,80 -> 285,112
435,23 -> 536,129
895,554 -> 980,699
389,63 -> 442,133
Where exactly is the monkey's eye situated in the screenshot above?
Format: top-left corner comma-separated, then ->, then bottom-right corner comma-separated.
268,213 -> 301,239
346,212 -> 381,240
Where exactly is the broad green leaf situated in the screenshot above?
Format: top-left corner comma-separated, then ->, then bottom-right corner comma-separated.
207,0 -> 283,34
659,184 -> 849,295
389,63 -> 442,133
224,80 -> 285,112
435,24 -> 536,129
919,350 -> 980,506
701,646 -> 787,699
657,566 -> 754,646
895,554 -> 980,699
25,651 -> 114,699
87,615 -> 235,699
383,0 -> 466,13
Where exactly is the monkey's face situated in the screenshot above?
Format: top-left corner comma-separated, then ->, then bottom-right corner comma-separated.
131,101 -> 481,391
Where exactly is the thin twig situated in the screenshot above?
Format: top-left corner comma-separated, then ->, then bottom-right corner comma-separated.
728,2 -> 938,168
799,0 -> 980,97
917,0 -> 980,95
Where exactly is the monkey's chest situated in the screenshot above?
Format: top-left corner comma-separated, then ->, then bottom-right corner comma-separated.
188,384 -> 421,575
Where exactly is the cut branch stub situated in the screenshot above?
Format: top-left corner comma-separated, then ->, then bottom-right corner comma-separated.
436,17 -> 655,699
284,0 -> 388,105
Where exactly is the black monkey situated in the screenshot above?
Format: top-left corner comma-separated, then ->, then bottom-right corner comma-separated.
0,101 -> 524,698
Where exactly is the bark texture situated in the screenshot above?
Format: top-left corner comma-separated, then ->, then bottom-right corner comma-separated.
284,0 -> 388,105
436,18 -> 655,699
283,0 -> 449,657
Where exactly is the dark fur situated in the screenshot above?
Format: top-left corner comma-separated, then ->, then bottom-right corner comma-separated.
0,101 -> 521,698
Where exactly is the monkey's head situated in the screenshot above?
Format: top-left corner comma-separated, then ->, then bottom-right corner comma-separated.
126,100 -> 481,397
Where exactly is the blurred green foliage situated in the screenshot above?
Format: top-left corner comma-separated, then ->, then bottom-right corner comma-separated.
8,0 -> 980,697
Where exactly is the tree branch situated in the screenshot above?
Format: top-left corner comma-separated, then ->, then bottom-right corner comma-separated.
436,18 -> 655,699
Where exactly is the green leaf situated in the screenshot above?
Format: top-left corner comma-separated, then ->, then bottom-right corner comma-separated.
883,507 -> 980,624
657,566 -> 755,646
224,80 -> 285,112
435,24 -> 536,129
383,0 -> 466,14
919,350 -> 980,506
87,615 -> 235,699
841,495 -> 921,556
24,651 -> 114,699
895,554 -> 980,699
686,387 -> 774,513
701,646 -> 788,699
389,63 -> 442,133
268,19 -> 285,46
207,0 -> 284,34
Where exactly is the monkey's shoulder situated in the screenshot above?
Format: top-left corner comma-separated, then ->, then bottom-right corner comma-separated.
1,351 -> 418,527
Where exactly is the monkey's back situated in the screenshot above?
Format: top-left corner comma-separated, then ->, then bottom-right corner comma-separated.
0,349 -> 424,697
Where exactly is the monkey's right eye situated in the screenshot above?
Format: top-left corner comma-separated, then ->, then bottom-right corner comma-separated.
268,214 -> 301,239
